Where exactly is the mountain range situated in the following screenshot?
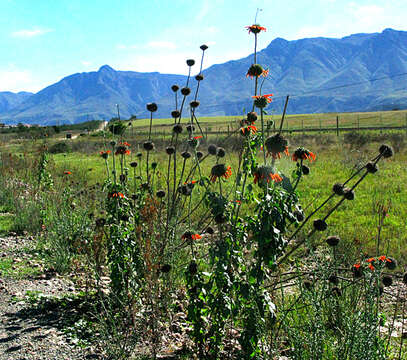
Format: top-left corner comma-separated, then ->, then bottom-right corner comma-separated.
1,28 -> 407,125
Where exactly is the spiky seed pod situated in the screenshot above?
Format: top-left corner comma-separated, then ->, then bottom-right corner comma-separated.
186,182 -> 195,190
328,274 -> 339,285
302,165 -> 310,175
200,44 -> 208,51
352,265 -> 363,278
181,151 -> 191,159
333,183 -> 345,195
254,96 -> 269,108
156,190 -> 166,198
385,257 -> 397,270
195,74 -> 204,81
265,133 -> 289,155
141,182 -> 150,190
379,144 -> 393,158
247,111 -> 257,123
130,161 -> 138,168
151,162 -> 158,169
211,164 -> 228,177
190,101 -> 200,108
214,213 -> 227,224
119,174 -> 126,182
205,226 -> 214,234
186,59 -> 195,66
188,138 -> 199,148
247,64 -> 264,77
217,147 -> 226,158
382,276 -> 393,287
344,188 -> 355,200
171,110 -> 181,118
146,102 -> 158,112
403,273 -> 407,285
166,146 -> 175,155
188,261 -> 198,275
173,124 -> 183,134
179,185 -> 192,196
171,85 -> 179,92
314,219 -> 327,231
366,162 -> 378,173
303,280 -> 313,290
326,235 -> 340,247
95,218 -> 106,227
208,144 -> 218,155
136,152 -> 142,158
294,210 -> 304,222
186,124 -> 195,132
331,287 -> 342,297
161,264 -> 171,273
143,141 -> 154,151
181,87 -> 191,96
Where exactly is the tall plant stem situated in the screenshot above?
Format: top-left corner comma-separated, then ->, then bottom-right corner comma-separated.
278,95 -> 290,133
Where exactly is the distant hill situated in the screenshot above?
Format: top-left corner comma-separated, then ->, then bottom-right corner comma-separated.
0,91 -> 33,114
1,28 -> 407,125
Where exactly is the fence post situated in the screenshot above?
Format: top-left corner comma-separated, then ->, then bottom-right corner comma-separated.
336,115 -> 339,136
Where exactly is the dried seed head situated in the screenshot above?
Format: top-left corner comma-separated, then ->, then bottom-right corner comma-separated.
352,265 -> 363,278
366,162 -> 378,173
385,257 -> 397,270
171,110 -> 181,118
344,188 -> 355,200
156,190 -> 166,198
146,102 -> 158,112
171,85 -> 179,92
188,261 -> 198,275
379,144 -> 393,158
313,219 -> 327,231
328,274 -> 339,285
217,147 -> 226,158
110,140 -> 117,146
195,74 -> 204,81
331,287 -> 342,297
208,144 -> 218,155
326,235 -> 340,247
214,213 -> 227,224
382,275 -> 393,287
130,161 -> 138,168
181,87 -> 191,96
166,146 -> 175,155
173,124 -> 183,134
247,64 -> 264,77
265,133 -> 289,154
161,264 -> 171,273
205,226 -> 214,234
186,124 -> 195,132
196,151 -> 203,159
136,152 -> 142,158
303,280 -> 313,290
190,101 -> 200,108
186,59 -> 195,66
302,165 -> 310,175
294,210 -> 304,222
200,44 -> 208,51
181,151 -> 191,159
188,138 -> 199,148
211,164 -> 228,177
119,174 -> 126,182
178,185 -> 192,196
151,162 -> 158,169
247,111 -> 258,123
333,183 -> 345,196
143,141 -> 154,151
131,194 -> 137,200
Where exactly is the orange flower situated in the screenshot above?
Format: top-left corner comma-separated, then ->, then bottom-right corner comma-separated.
121,141 -> 131,147
109,192 -> 124,198
378,255 -> 387,262
253,166 -> 283,185
210,164 -> 232,183
191,234 -> 202,240
252,94 -> 273,103
240,125 -> 257,135
100,150 -> 111,159
353,263 -> 361,269
63,171 -> 72,175
181,232 -> 202,241
366,257 -> 375,263
193,136 -> 203,139
245,24 -> 267,34
292,147 -> 316,162
368,264 -> 375,271
246,67 -> 269,79
115,145 -> 131,156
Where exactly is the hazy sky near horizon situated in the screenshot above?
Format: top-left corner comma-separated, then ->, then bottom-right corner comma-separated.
1,0 -> 406,93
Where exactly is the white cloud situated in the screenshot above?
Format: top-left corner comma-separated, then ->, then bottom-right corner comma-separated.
81,60 -> 93,67
147,41 -> 177,50
11,28 -> 53,38
0,69 -> 36,92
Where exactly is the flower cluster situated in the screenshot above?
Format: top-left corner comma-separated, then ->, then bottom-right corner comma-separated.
253,165 -> 283,186
292,147 -> 316,162
210,164 -> 232,182
245,24 -> 267,34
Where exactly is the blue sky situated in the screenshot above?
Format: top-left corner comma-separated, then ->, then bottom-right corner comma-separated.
1,0 -> 406,92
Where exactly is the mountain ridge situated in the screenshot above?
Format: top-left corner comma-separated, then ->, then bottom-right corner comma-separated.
1,28 -> 407,125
